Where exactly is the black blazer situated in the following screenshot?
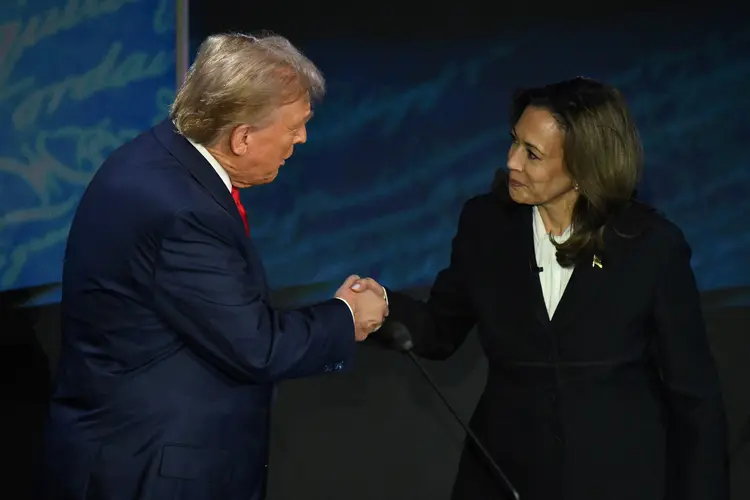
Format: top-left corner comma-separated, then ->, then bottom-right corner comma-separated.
385,191 -> 729,500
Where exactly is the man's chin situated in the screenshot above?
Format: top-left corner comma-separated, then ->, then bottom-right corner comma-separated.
260,171 -> 279,183
245,168 -> 280,186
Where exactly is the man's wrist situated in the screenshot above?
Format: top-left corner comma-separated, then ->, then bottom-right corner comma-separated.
335,296 -> 355,324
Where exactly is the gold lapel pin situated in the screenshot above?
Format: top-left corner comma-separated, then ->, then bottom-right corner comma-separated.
592,255 -> 603,269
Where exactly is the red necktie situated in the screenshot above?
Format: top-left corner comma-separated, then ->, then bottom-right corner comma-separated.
231,186 -> 250,235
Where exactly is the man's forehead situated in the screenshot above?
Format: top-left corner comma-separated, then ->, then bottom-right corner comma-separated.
281,97 -> 311,121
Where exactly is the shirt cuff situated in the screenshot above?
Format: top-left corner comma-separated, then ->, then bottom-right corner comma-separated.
335,297 -> 355,324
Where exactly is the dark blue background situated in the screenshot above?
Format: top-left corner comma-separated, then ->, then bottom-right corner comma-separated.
226,13 -> 750,303
2,4 -> 748,308
0,0 -> 175,301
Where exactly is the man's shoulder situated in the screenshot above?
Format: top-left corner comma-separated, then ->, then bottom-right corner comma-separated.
74,129 -> 220,243
101,123 -> 173,172
93,129 -> 203,203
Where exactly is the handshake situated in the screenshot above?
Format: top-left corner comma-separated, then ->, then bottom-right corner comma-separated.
335,275 -> 388,341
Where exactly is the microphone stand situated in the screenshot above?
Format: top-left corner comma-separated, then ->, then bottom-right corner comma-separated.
403,350 -> 520,500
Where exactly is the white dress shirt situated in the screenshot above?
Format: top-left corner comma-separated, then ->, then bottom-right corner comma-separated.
187,138 -> 232,192
532,206 -> 574,319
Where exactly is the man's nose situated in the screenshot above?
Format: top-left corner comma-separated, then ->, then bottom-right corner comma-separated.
295,125 -> 307,144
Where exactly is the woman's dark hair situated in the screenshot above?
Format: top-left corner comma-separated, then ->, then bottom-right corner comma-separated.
508,77 -> 643,267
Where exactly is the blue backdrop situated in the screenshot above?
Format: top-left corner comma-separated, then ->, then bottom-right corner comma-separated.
241,15 -> 750,304
1,6 -> 748,307
0,0 -> 175,299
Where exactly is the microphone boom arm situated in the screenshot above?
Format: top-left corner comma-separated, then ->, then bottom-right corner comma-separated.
404,350 -> 520,500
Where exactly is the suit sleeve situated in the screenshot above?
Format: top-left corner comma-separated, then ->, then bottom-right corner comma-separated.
382,199 -> 478,360
151,209 -> 356,384
653,226 -> 729,500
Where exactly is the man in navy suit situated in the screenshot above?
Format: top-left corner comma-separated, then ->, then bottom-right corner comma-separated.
37,33 -> 388,500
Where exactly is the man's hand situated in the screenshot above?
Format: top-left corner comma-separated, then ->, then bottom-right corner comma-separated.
350,277 -> 386,301
335,276 -> 388,341
350,276 -> 389,335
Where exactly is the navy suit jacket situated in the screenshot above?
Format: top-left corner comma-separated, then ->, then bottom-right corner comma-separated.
37,120 -> 356,500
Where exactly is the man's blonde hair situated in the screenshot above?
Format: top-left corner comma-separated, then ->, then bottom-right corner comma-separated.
170,32 -> 325,145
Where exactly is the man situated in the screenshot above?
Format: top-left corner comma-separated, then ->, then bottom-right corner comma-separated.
37,33 -> 387,500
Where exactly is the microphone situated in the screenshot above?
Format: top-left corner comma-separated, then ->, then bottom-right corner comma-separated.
385,322 -> 520,500
529,259 -> 543,273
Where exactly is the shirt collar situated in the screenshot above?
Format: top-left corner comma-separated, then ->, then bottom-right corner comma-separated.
185,137 -> 233,192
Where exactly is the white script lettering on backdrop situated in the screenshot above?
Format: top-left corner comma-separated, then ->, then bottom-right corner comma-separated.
0,0 -> 175,297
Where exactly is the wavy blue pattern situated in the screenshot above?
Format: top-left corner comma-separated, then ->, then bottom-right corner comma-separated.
1,8 -> 748,310
0,0 -> 175,296
241,17 -> 750,304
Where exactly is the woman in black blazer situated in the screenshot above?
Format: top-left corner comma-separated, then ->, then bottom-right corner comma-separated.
356,77 -> 729,500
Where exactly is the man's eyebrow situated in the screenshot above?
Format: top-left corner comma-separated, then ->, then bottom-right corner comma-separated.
290,111 -> 313,129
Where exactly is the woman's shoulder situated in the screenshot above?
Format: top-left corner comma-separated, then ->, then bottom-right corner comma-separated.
613,200 -> 689,250
461,170 -> 520,215
460,189 -> 522,224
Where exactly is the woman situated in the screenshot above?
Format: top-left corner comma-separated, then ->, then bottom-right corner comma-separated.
356,77 -> 729,500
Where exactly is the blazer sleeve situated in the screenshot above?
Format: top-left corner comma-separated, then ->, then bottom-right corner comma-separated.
652,226 -> 729,500
382,199 -> 479,360
151,209 -> 356,384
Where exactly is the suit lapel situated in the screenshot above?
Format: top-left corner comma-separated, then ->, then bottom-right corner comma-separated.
508,204 -> 551,329
550,247 -> 606,329
152,120 -> 270,295
152,119 -> 247,233
502,199 -> 644,332
507,201 -> 607,332
550,216 -> 642,330
551,202 -> 653,329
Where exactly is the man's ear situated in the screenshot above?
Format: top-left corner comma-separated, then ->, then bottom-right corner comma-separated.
229,124 -> 253,156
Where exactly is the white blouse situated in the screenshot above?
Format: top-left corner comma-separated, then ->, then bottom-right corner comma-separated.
532,206 -> 575,319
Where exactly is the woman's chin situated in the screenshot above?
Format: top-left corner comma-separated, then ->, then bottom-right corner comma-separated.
508,185 -> 529,205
